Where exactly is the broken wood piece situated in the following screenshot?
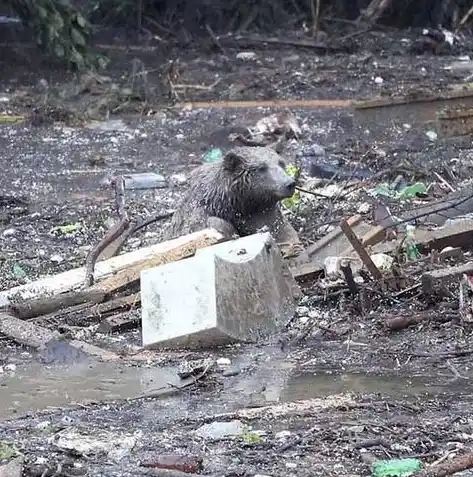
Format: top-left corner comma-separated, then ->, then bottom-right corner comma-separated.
306,214 -> 363,257
422,261 -> 473,294
96,293 -> 141,333
92,231 -> 225,295
339,259 -> 359,294
97,311 -> 140,334
412,449 -> 473,477
0,312 -> 119,360
385,310 -> 458,331
0,228 -> 225,309
0,312 -> 60,348
176,99 -> 353,111
437,106 -> 473,138
8,289 -> 106,320
93,293 -> 140,318
352,217 -> 473,260
339,218 -> 382,281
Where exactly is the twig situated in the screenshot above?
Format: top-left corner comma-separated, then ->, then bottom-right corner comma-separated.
455,3 -> 473,33
310,0 -> 321,36
205,23 -> 227,55
84,176 -> 130,287
434,172 -> 455,192
172,79 -> 221,91
101,211 -> 174,260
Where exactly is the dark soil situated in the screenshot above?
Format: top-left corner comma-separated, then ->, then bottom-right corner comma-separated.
1,21 -> 473,477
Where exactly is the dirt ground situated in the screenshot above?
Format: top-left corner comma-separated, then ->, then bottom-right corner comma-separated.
2,21 -> 473,477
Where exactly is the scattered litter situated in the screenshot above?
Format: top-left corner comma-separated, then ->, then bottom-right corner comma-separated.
195,420 -> 245,440
123,172 -> 167,190
204,147 -> 224,163
371,458 -> 422,477
236,52 -> 257,61
52,428 -> 141,462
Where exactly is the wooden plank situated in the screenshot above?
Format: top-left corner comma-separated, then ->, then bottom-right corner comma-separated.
0,228 -> 224,308
0,312 -> 59,348
340,218 -> 382,281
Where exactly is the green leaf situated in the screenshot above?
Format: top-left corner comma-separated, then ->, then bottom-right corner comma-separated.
285,163 -> 299,178
52,12 -> 65,30
37,6 -> 48,19
71,28 -> 86,46
54,43 -> 65,58
76,13 -> 86,28
53,222 -> 82,235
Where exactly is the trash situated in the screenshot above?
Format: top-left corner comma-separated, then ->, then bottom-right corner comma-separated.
404,225 -> 421,260
86,119 -> 129,132
204,147 -> 224,163
240,426 -> 263,445
0,115 -> 24,124
52,428 -> 141,462
236,51 -> 257,61
371,458 -> 422,477
12,263 -> 26,279
370,253 -> 393,271
282,164 -> 301,210
0,441 -> 20,461
250,110 -> 301,139
123,172 -> 167,190
195,420 -> 245,440
141,232 -> 298,349
397,182 -> 427,201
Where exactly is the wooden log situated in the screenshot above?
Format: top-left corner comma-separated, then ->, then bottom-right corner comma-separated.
0,312 -> 60,348
0,312 -> 120,360
9,289 -> 107,320
0,228 -> 225,309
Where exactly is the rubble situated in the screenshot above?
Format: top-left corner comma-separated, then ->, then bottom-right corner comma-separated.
4,23 -> 473,477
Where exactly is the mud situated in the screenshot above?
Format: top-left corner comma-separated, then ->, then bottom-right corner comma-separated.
1,22 -> 473,477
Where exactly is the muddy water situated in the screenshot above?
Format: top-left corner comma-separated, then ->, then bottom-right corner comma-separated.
281,371 -> 473,402
2,348 -> 473,422
0,360 -> 183,421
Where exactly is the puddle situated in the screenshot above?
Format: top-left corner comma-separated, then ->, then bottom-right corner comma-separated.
281,370 -> 473,402
2,350 -> 472,422
0,360 -> 183,421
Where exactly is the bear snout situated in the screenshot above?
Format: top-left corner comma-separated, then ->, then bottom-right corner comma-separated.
285,179 -> 296,195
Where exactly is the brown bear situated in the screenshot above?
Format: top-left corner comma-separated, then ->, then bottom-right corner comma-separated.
163,146 -> 302,250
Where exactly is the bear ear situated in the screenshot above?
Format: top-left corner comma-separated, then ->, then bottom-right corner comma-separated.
223,151 -> 243,171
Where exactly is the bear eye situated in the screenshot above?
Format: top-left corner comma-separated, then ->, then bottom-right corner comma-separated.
278,160 -> 286,169
257,164 -> 268,172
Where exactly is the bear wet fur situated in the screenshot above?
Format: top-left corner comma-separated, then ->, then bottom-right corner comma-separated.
164,146 -> 301,247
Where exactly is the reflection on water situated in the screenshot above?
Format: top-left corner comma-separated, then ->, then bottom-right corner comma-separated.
281,370 -> 472,402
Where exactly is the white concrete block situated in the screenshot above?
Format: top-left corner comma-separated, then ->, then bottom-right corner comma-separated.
141,232 -> 298,349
